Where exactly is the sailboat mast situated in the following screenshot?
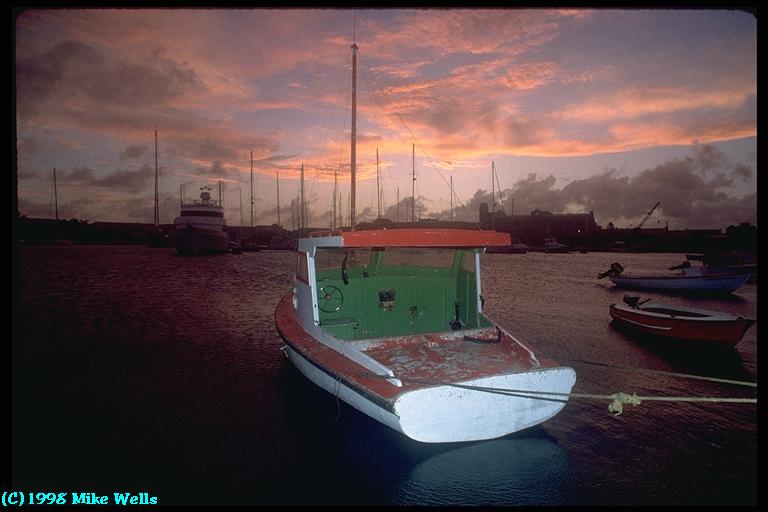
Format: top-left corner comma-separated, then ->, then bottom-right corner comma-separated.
376,147 -> 381,218
250,151 -> 254,228
494,163 -> 505,215
300,163 -> 305,230
333,169 -> 338,229
396,186 -> 399,223
53,167 -> 59,220
154,128 -> 159,226
450,176 -> 453,222
350,42 -> 358,230
411,143 -> 416,224
491,161 -> 495,215
276,170 -> 281,227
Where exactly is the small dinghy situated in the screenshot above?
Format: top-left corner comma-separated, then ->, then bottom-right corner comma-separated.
598,262 -> 750,294
609,296 -> 755,346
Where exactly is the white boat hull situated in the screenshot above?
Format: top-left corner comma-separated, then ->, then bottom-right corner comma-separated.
284,344 -> 576,443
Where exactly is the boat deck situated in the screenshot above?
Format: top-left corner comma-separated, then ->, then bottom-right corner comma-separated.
275,294 -> 554,406
354,328 -> 538,385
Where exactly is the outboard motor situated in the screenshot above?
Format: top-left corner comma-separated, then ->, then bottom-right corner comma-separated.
623,296 -> 651,308
598,262 -> 624,279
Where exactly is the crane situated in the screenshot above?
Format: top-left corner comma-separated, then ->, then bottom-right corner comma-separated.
636,202 -> 661,230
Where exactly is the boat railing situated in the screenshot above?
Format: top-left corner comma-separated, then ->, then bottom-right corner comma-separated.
182,199 -> 222,207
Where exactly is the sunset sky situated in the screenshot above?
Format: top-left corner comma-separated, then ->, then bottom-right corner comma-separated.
15,8 -> 756,229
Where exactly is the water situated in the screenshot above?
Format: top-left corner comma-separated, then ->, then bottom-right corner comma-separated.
13,246 -> 757,505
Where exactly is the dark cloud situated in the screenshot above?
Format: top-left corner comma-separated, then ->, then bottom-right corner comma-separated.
196,139 -> 241,162
732,163 -> 753,180
120,145 -> 148,160
65,164 -> 153,193
432,144 -> 755,229
194,161 -> 241,181
17,40 -> 204,118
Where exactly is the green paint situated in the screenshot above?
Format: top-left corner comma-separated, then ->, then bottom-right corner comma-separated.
315,248 -> 490,340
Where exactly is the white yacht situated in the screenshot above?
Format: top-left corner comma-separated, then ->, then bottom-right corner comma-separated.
172,186 -> 230,255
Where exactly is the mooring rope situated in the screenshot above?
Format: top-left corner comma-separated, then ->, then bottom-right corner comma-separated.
556,357 -> 757,388
359,372 -> 756,415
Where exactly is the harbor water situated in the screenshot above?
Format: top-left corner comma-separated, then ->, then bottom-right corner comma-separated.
13,245 -> 757,505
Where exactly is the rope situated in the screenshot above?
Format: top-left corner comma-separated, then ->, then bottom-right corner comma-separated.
557,357 -> 757,388
359,372 -> 757,415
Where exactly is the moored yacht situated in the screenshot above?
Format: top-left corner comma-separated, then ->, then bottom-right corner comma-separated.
172,186 -> 230,255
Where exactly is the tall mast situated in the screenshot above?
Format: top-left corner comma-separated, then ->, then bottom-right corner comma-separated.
179,184 -> 183,210
276,170 -> 281,227
239,187 -> 243,226
450,176 -> 454,222
250,150 -> 254,228
53,167 -> 59,220
300,163 -> 305,230
333,169 -> 338,229
350,41 -> 358,230
411,143 -> 416,224
154,127 -> 159,226
494,163 -> 505,215
491,161 -> 495,215
396,186 -> 400,223
376,147 -> 381,218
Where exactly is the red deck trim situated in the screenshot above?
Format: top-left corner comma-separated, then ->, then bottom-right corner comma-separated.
307,228 -> 511,248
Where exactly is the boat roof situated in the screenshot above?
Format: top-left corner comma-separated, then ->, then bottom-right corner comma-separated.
303,228 -> 511,248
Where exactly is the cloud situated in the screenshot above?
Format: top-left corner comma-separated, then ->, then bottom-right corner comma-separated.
120,144 -> 148,160
64,164 -> 153,193
431,144 -> 755,229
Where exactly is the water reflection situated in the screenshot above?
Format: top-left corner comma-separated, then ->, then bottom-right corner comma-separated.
393,435 -> 569,505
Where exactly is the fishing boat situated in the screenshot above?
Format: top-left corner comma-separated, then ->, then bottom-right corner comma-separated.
610,296 -> 755,346
598,262 -> 750,294
172,186 -> 230,255
275,228 -> 577,442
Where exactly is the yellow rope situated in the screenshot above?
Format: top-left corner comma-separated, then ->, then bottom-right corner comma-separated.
360,372 -> 757,415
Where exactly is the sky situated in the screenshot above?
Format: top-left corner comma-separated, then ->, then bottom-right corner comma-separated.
15,8 -> 757,230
